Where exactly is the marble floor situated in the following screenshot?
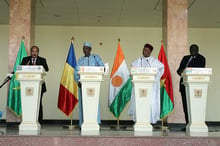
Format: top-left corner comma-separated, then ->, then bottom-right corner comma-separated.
0,124 -> 220,137
1,124 -> 220,146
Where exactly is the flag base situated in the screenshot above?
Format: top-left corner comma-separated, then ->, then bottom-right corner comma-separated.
63,125 -> 80,130
110,125 -> 128,130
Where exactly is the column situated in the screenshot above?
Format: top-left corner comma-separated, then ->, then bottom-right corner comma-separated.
7,0 -> 35,122
162,0 -> 188,123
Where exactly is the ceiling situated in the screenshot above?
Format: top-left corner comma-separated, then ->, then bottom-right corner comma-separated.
0,0 -> 220,28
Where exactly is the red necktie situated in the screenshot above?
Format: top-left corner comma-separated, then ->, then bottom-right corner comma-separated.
32,58 -> 36,65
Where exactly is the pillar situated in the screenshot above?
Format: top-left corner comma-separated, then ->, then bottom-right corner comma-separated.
7,0 -> 35,122
162,0 -> 188,123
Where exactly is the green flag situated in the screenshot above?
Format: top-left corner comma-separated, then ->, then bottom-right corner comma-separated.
7,40 -> 27,116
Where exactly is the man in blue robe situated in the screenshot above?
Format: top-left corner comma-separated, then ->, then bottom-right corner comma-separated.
75,42 -> 104,127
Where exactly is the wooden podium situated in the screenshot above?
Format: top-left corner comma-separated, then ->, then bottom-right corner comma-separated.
182,68 -> 212,133
78,66 -> 105,135
130,67 -> 157,132
16,65 -> 46,134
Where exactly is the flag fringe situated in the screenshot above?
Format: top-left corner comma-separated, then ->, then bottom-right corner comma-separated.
7,107 -> 22,117
160,109 -> 174,120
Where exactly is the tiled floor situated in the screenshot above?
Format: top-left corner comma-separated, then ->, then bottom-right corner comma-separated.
1,124 -> 220,137
1,125 -> 220,146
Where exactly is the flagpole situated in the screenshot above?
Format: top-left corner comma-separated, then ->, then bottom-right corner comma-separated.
161,117 -> 168,132
70,36 -> 76,129
70,113 -> 73,126
117,118 -> 120,130
118,38 -> 120,43
116,38 -> 121,130
161,40 -> 168,132
161,39 -> 164,132
160,40 -> 165,131
71,37 -> 74,43
69,113 -> 75,129
22,36 -> 25,41
63,36 -> 79,130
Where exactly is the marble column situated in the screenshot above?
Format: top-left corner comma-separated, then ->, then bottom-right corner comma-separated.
162,0 -> 188,123
7,0 -> 35,122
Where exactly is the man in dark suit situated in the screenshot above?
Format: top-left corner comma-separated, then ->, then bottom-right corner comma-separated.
177,44 -> 206,130
21,45 -> 49,124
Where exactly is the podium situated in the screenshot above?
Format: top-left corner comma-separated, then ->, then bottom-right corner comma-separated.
78,66 -> 105,134
130,67 -> 157,132
182,68 -> 212,133
15,65 -> 46,133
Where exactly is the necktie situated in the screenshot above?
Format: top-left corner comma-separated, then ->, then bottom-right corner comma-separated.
32,58 -> 36,65
185,56 -> 193,67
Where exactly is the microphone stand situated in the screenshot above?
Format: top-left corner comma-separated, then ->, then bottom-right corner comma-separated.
0,72 -> 14,88
0,77 -> 11,88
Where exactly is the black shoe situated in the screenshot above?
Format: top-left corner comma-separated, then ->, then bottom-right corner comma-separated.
181,127 -> 186,131
39,119 -> 43,125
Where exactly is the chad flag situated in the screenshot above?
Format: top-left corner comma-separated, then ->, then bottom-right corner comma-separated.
58,42 -> 78,116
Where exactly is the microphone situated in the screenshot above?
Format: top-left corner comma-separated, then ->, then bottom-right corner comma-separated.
88,56 -> 90,66
146,59 -> 151,67
4,72 -> 14,82
94,55 -> 99,66
140,58 -> 142,67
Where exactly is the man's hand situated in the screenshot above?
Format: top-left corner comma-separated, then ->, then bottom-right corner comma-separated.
78,82 -> 81,88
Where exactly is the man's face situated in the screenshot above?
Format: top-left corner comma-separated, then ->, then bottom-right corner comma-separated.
83,46 -> 91,57
190,47 -> 198,56
142,47 -> 152,57
31,47 -> 39,58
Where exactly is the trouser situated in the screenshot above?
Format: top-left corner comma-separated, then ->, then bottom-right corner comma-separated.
180,84 -> 189,125
38,92 -> 43,124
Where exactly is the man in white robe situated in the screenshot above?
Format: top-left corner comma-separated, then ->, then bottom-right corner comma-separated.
128,43 -> 164,123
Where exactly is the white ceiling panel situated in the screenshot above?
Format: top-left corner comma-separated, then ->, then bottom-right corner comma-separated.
0,0 -> 220,27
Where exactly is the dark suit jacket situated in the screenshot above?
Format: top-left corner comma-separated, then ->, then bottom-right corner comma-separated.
177,54 -> 206,91
21,56 -> 49,93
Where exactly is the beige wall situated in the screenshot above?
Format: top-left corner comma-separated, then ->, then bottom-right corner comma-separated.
34,26 -> 162,120
0,25 -> 9,119
0,25 -> 219,121
188,28 -> 220,121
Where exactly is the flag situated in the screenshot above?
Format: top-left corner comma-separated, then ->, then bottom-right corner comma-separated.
58,42 -> 78,116
158,44 -> 174,119
7,40 -> 27,116
109,42 -> 132,118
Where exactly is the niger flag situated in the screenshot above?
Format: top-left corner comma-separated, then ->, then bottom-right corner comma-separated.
108,42 -> 132,118
58,42 -> 78,116
158,44 -> 174,119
